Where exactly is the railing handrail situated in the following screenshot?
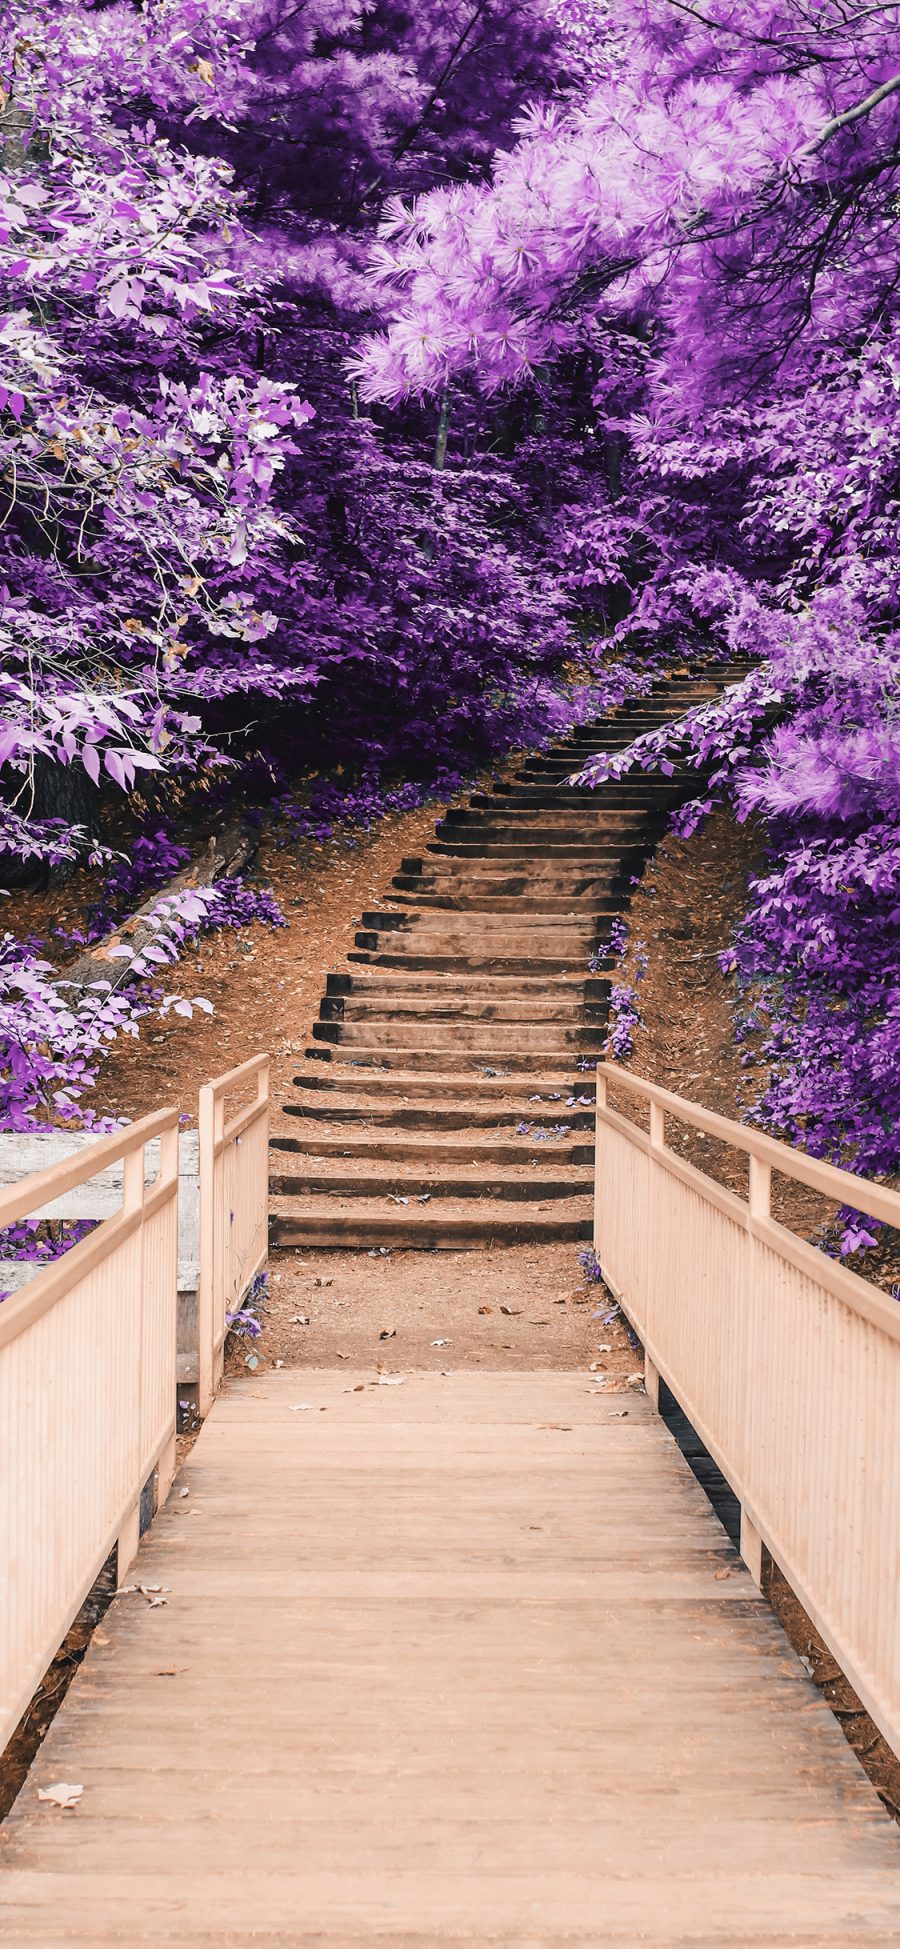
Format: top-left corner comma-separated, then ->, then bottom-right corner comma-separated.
202,1050 -> 270,1103
1,1105 -> 179,1750
0,1108 -> 179,1353
597,1065 -> 900,1230
597,1066 -> 900,1346
595,1062 -> 900,1756
197,1053 -> 269,1414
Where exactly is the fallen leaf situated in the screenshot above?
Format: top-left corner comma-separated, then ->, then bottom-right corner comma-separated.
376,1374 -> 406,1386
179,1488 -> 190,1499
289,1403 -> 315,1412
607,1409 -> 629,1418
138,1584 -> 165,1596
379,1328 -> 396,1340
388,1194 -> 409,1205
313,1278 -> 333,1288
290,1315 -> 310,1326
336,1350 -> 350,1359
148,1596 -> 168,1609
93,1632 -> 111,1647
154,1666 -> 189,1677
477,1305 -> 492,1315
499,1305 -> 521,1317
431,1337 -> 451,1347
714,1567 -> 732,1581
37,1783 -> 83,1811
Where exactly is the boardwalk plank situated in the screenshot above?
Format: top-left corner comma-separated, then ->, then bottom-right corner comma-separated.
1,1371 -> 899,1945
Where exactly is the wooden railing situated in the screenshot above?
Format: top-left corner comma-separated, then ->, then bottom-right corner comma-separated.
198,1053 -> 269,1415
0,1111 -> 179,1753
0,1130 -> 201,1385
594,1064 -> 900,1759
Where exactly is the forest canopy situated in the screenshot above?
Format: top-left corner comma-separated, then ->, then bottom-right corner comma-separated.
0,0 -> 897,1250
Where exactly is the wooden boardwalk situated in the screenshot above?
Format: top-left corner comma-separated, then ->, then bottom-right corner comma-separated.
2,1370 -> 899,1945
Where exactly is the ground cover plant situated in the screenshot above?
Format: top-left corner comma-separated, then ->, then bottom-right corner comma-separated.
0,0 -> 896,1261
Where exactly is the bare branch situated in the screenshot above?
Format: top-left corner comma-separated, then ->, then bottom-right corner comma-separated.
801,71 -> 900,154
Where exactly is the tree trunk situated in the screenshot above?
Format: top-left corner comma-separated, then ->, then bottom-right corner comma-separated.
0,759 -> 100,890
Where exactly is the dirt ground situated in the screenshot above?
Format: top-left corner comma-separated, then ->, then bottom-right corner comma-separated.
229,1243 -> 638,1383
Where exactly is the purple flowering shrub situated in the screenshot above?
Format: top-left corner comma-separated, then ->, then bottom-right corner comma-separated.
0,876 -> 284,1132
599,920 -> 648,1063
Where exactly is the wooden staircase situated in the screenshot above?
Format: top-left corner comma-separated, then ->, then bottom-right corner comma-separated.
270,668 -> 748,1251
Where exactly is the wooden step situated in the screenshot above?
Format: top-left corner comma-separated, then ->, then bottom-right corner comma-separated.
270,1134 -> 595,1165
274,665 -> 745,1250
310,1020 -> 605,1051
269,1203 -> 593,1249
269,1168 -> 593,1201
321,993 -> 607,1022
302,1045 -> 599,1074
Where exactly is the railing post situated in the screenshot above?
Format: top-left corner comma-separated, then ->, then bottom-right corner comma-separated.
748,1153 -> 771,1219
644,1353 -> 660,1410
740,1508 -> 764,1586
117,1501 -> 141,1582
198,1082 -> 216,1419
594,1067 -> 605,1250
649,1100 -> 665,1150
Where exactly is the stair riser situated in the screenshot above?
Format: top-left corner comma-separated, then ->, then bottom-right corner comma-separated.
350,952 -> 605,974
284,1104 -> 595,1129
290,1073 -> 594,1099
320,999 -> 607,1024
270,1174 -> 590,1202
440,813 -> 650,831
357,927 -> 599,950
311,1022 -> 605,1050
303,1046 -> 599,1074
271,1137 -> 595,1165
270,1215 -> 593,1249
359,910 -> 604,933
326,973 -> 610,997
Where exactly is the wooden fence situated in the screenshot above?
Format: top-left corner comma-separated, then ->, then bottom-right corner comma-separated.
594,1063 -> 900,1760
198,1053 -> 270,1415
0,1056 -> 270,1751
0,1130 -> 201,1384
0,1111 -> 179,1754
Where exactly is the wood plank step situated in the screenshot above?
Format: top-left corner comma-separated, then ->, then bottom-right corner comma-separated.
310,1022 -> 604,1051
269,1205 -> 593,1248
270,1134 -> 595,1164
322,994 -> 607,1022
349,952 -> 603,973
269,1169 -> 592,1201
325,971 -> 611,995
290,1075 -> 596,1107
283,1102 -> 595,1129
302,1046 -> 598,1074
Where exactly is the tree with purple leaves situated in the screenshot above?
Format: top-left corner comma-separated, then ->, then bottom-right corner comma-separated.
358,0 -> 900,1231
0,0 -> 590,1128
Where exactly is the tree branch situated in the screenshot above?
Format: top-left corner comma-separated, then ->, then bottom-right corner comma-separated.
801,72 -> 900,155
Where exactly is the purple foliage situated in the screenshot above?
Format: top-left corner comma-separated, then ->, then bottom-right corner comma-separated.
1,0 -> 898,1259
